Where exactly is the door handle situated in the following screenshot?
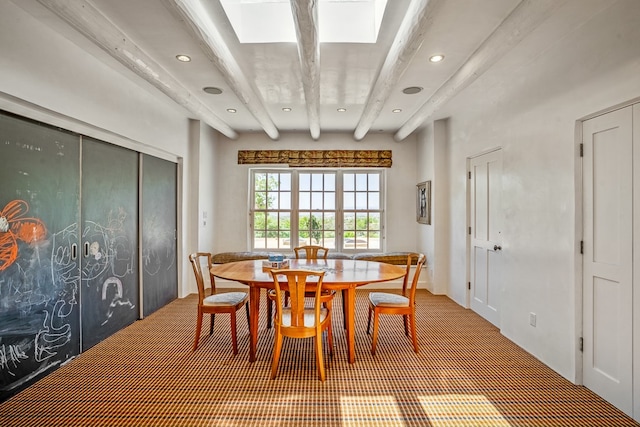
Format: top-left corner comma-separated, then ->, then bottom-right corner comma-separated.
493,245 -> 502,251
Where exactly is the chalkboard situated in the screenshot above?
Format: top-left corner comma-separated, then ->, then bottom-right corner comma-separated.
80,138 -> 138,351
0,111 -> 81,400
0,111 -> 177,401
141,154 -> 177,316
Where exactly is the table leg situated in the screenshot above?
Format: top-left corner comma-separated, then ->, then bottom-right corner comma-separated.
345,286 -> 356,364
249,286 -> 260,363
342,289 -> 347,329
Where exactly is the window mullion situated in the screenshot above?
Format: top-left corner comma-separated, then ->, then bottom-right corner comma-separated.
291,170 -> 300,248
336,170 -> 344,250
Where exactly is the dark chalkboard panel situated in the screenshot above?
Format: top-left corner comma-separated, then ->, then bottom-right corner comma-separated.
0,111 -> 178,401
0,111 -> 81,400
141,154 -> 177,316
80,138 -> 139,351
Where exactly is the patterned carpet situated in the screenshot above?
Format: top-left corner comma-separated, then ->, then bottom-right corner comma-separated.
0,289 -> 637,426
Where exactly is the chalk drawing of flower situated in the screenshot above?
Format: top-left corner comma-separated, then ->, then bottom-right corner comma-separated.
0,200 -> 48,271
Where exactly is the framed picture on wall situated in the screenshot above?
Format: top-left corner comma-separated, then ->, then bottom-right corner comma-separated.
416,181 -> 431,225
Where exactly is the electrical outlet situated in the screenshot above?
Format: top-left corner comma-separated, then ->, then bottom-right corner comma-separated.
529,312 -> 537,327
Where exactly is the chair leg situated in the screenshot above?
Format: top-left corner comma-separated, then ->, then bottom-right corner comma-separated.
409,313 -> 419,353
245,303 -> 250,326
315,330 -> 326,382
403,314 -> 409,336
209,313 -> 215,335
366,305 -> 372,334
230,311 -> 238,355
193,309 -> 203,351
371,310 -> 380,356
270,328 -> 283,379
327,322 -> 333,356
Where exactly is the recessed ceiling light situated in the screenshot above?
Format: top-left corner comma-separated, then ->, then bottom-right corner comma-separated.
203,87 -> 223,95
402,86 -> 422,95
282,107 -> 292,112
227,108 -> 237,113
175,54 -> 191,62
392,109 -> 402,113
429,54 -> 444,63
337,108 -> 347,112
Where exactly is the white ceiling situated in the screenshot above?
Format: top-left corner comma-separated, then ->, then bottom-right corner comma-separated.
27,0 -> 567,141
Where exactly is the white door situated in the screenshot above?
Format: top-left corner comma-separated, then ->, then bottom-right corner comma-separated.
582,106 -> 633,416
469,149 -> 503,327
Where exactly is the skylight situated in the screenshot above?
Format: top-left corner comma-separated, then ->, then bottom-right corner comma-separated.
219,0 -> 388,44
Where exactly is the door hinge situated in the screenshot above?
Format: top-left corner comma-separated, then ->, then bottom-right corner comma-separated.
579,337 -> 583,352
468,171 -> 471,179
468,227 -> 471,235
468,281 -> 471,290
580,241 -> 584,254
579,143 -> 584,157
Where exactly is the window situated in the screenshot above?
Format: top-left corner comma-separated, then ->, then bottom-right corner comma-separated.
250,169 -> 384,252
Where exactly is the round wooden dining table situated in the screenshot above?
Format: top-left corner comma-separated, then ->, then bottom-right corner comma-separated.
210,258 -> 407,364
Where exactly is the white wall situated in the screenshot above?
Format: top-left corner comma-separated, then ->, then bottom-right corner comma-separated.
210,132 -> 420,254
416,0 -> 640,381
196,124 -> 219,253
416,120 -> 449,295
0,1 -> 197,298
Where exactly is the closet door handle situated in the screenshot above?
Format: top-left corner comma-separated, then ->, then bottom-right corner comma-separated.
83,241 -> 90,258
71,243 -> 78,260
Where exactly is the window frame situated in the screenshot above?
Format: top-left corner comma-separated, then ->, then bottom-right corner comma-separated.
249,168 -> 385,253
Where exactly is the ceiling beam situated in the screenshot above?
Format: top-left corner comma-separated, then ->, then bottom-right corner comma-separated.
394,0 -> 567,141
170,0 -> 280,140
36,0 -> 238,140
353,0 -> 443,141
290,0 -> 321,140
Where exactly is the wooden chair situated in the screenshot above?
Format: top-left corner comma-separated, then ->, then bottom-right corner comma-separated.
293,245 -> 329,260
189,252 -> 249,355
269,269 -> 334,381
284,245 -> 332,307
366,253 -> 426,355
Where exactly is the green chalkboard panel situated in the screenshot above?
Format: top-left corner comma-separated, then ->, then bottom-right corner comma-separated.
80,138 -> 138,351
0,111 -> 81,400
141,154 -> 177,316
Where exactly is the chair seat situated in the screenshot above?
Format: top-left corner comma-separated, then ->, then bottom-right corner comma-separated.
203,292 -> 248,306
281,307 -> 329,327
369,292 -> 409,307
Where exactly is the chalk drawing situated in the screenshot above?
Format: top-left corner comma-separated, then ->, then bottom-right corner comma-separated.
34,300 -> 72,362
81,207 -> 136,326
0,344 -> 29,377
101,277 -> 123,300
82,207 -> 134,282
142,213 -> 175,276
0,200 -> 47,271
0,220 -> 80,381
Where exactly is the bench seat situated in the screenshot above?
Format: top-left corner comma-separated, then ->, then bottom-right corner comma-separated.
212,251 -> 417,265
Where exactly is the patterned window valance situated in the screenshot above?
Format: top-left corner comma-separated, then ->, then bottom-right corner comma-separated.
237,150 -> 392,167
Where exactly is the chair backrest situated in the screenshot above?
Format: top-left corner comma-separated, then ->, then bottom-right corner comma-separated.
404,253 -> 426,304
294,245 -> 329,260
188,252 -> 214,304
270,269 -> 326,330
